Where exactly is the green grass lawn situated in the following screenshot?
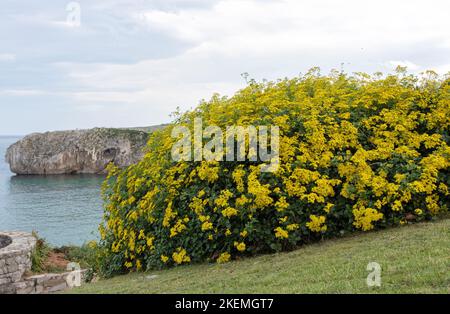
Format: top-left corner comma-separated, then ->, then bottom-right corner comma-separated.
69,217 -> 450,294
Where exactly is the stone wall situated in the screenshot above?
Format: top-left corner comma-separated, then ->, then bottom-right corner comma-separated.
1,231 -> 87,294
0,232 -> 36,294
14,270 -> 87,294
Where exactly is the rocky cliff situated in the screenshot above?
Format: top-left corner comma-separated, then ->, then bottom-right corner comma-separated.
5,128 -> 150,175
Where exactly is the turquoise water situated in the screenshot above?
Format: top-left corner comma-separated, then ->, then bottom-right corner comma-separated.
0,136 -> 104,246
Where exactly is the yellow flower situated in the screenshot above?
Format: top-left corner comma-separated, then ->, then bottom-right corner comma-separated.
235,195 -> 250,207
240,230 -> 248,237
234,242 -> 246,252
438,183 -> 448,195
274,227 -> 289,239
425,195 -> 440,214
197,161 -> 219,183
128,211 -> 138,221
214,189 -> 233,207
146,236 -> 154,248
391,200 -> 403,212
306,215 -> 327,232
189,196 -> 207,214
111,241 -> 120,253
162,201 -> 176,227
201,221 -> 213,231
221,207 -> 238,218
217,252 -> 231,264
338,112 -> 351,119
414,208 -> 423,215
323,203 -> 334,214
394,173 -> 406,183
99,224 -> 106,240
128,234 -> 136,252
172,248 -> 191,265
248,167 -> 273,209
352,207 -> 383,231
225,229 -> 232,236
275,196 -> 289,212
287,224 -> 299,231
232,167 -> 246,192
312,178 -> 341,198
161,255 -> 169,263
127,196 -> 136,205
170,219 -> 187,237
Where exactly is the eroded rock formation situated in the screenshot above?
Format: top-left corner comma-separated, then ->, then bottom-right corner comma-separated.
5,128 -> 150,175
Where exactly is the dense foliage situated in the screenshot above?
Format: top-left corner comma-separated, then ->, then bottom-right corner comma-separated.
99,68 -> 450,275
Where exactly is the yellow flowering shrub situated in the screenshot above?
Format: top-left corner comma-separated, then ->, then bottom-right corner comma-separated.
99,68 -> 449,274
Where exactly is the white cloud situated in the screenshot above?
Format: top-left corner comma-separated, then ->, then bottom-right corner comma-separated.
0,89 -> 47,96
0,53 -> 16,62
60,0 -> 450,111
139,0 -> 450,57
3,0 -> 449,133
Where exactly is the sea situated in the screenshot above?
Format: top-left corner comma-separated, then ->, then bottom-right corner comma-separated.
0,136 -> 104,246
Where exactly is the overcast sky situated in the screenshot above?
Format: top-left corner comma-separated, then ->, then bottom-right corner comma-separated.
1,0 -> 449,135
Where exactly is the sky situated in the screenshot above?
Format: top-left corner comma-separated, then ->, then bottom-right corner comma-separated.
0,0 -> 449,135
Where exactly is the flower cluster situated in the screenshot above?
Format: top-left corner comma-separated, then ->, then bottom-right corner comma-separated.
172,248 -> 191,264
99,68 -> 449,273
306,215 -> 327,232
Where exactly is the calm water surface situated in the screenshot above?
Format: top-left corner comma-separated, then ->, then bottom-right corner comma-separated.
0,136 -> 104,246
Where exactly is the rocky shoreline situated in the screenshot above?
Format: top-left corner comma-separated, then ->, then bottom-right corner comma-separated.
5,127 -> 153,175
